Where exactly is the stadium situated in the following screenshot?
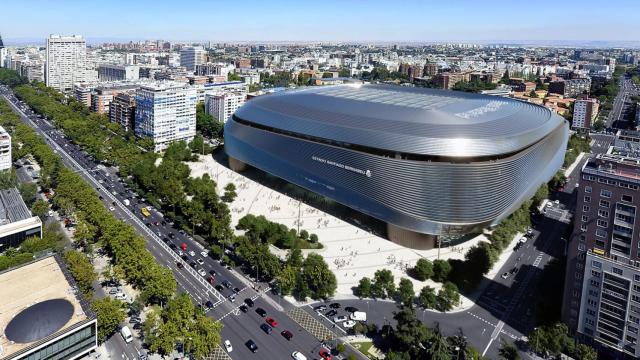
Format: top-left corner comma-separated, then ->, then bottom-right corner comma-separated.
224,84 -> 569,249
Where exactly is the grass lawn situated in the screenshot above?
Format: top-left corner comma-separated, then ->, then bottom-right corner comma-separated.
351,342 -> 380,359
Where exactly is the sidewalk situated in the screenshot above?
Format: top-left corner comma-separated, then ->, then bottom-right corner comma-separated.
564,152 -> 585,177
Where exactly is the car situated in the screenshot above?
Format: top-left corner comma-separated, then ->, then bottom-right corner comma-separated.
222,280 -> 232,288
228,294 -> 236,302
343,320 -> 356,328
189,261 -> 197,268
224,339 -> 232,353
345,306 -> 359,313
281,330 -> 293,340
526,228 -> 534,236
329,302 -> 341,309
133,323 -> 142,330
245,298 -> 255,307
205,300 -> 214,309
169,243 -> 177,249
207,276 -> 215,284
546,202 -> 553,208
162,237 -> 170,243
161,221 -> 167,226
177,262 -> 184,269
255,307 -> 267,317
233,287 -> 241,294
115,292 -> 128,301
314,305 -> 327,312
197,268 -> 206,277
333,315 -> 348,323
196,258 -> 204,265
215,284 -> 224,292
168,232 -> 175,239
245,340 -> 258,353
325,309 -> 337,317
209,269 -> 217,276
200,250 -> 208,257
239,305 -> 248,313
260,323 -> 273,334
109,288 -> 119,295
501,272 -> 510,279
145,222 -> 152,227
291,351 -> 307,360
319,348 -> 332,360
109,206 -> 115,211
266,317 -> 278,327
510,267 -> 519,275
554,199 -> 560,205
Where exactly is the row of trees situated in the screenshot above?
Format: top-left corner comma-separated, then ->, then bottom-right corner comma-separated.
563,134 -> 591,169
236,214 -> 320,249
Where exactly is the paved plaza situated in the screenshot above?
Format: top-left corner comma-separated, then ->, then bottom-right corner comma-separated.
188,155 -> 489,304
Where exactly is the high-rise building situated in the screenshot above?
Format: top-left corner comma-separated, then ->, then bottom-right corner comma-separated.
180,46 -> 206,72
98,64 -> 139,82
109,93 -> 136,132
548,78 -> 592,98
572,98 -> 600,130
134,82 -> 197,152
205,92 -> 246,122
0,34 -> 6,69
45,35 -> 87,92
562,154 -> 640,357
0,126 -> 11,172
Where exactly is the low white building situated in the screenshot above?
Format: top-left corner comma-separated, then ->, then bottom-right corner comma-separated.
205,91 -> 246,122
134,82 -> 197,152
98,64 -> 139,82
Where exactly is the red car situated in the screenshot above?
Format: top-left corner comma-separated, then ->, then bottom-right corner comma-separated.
207,276 -> 215,284
281,330 -> 293,341
319,348 -> 332,360
265,317 -> 278,327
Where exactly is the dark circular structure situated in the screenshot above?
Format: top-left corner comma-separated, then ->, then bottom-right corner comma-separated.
5,299 -> 74,343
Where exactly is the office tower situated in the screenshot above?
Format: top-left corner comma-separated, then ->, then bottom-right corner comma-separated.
134,82 -> 197,152
180,46 -> 206,72
45,35 -> 86,92
562,154 -> 640,357
205,92 -> 246,122
0,34 -> 6,68
572,99 -> 600,131
0,126 -> 10,172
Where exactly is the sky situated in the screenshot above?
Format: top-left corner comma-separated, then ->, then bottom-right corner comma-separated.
2,0 -> 640,44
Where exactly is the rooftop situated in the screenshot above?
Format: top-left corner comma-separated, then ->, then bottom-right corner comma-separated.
0,188 -> 33,227
0,256 -> 90,357
583,154 -> 640,182
235,84 -> 566,157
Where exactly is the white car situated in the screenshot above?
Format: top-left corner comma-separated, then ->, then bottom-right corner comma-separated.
115,292 -> 127,301
554,200 -> 560,205
519,236 -> 527,244
109,206 -> 115,211
333,315 -> 348,323
343,320 -> 356,328
197,268 -> 206,277
224,339 -> 232,353
196,258 -> 204,265
200,250 -> 208,257
189,250 -> 196,257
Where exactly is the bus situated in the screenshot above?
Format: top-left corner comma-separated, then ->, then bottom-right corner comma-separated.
141,207 -> 150,217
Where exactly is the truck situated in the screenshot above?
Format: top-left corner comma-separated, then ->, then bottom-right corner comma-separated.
120,325 -> 133,343
349,311 -> 367,322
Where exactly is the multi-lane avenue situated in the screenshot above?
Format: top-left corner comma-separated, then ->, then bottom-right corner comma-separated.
0,87 -> 351,360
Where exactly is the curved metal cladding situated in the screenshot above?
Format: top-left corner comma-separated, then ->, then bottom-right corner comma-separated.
225,85 -> 569,236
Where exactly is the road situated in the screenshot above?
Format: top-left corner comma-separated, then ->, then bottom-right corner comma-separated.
607,75 -> 639,130
0,88 -> 351,360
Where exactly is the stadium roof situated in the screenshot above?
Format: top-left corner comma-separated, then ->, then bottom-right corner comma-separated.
235,84 -> 566,157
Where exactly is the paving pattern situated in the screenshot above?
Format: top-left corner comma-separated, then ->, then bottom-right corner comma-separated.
203,345 -> 232,360
286,307 -> 337,342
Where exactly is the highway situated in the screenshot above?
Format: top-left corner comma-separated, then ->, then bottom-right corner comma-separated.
0,87 -> 346,360
607,75 -> 639,130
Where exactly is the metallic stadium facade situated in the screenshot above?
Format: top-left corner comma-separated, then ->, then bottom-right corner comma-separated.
224,84 -> 569,249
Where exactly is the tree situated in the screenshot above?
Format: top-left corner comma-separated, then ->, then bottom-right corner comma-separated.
299,229 -> 309,240
532,184 -> 549,205
31,199 -> 50,220
301,253 -> 337,300
336,343 -> 346,354
309,233 -> 319,243
549,171 -> 567,189
529,89 -> 538,98
221,183 -> 237,203
498,340 -> 520,360
575,344 -> 597,360
418,286 -> 437,309
436,282 -> 460,311
593,119 -> 606,132
397,277 -> 415,307
372,269 -> 396,299
19,182 -> 37,206
276,265 -> 298,296
411,258 -> 434,281
432,259 -> 451,282
427,328 -> 451,360
355,277 -> 372,298
209,244 -> 223,259
63,251 -> 98,299
92,297 -> 126,342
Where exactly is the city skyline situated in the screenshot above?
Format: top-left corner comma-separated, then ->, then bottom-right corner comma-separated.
2,0 -> 640,44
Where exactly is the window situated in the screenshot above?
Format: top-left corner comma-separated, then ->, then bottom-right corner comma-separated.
584,196 -> 591,203
635,274 -> 640,282
585,186 -> 592,193
597,219 -> 609,228
600,199 -> 610,208
601,189 -> 612,198
581,224 -> 588,231
623,195 -> 634,203
583,175 -> 596,181
583,205 -> 590,212
582,215 -> 589,222
591,270 -> 601,277
579,243 -> 586,251
613,267 -> 623,275
596,229 -> 607,238
598,210 -> 610,218
592,261 -> 602,269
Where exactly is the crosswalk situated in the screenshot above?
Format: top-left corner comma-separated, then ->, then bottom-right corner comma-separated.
532,252 -> 543,268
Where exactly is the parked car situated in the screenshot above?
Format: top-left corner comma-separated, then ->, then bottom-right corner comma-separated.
245,340 -> 258,353
255,308 -> 267,317
224,339 -> 233,353
325,309 -> 337,317
329,302 -> 341,309
222,280 -> 232,288
345,306 -> 359,313
260,323 -> 273,334
333,315 -> 348,323
239,305 -> 248,313
314,305 -> 327,312
343,320 -> 356,328
266,317 -> 278,327
281,330 -> 293,341
319,348 -> 332,360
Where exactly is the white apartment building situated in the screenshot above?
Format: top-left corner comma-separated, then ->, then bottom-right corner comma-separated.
45,35 -> 87,92
180,46 -> 206,72
134,82 -> 197,152
98,64 -> 139,82
205,91 -> 246,122
573,98 -> 600,130
0,126 -> 11,172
